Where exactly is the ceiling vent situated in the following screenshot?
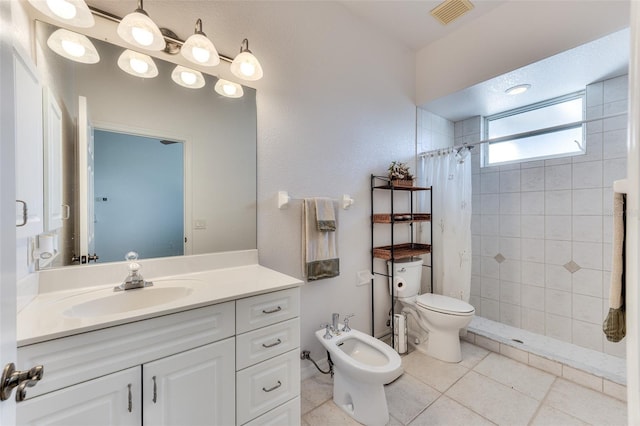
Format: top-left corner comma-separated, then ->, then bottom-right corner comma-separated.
430,0 -> 474,25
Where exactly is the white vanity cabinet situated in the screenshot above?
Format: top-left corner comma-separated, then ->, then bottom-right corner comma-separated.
236,288 -> 301,425
17,302 -> 236,425
17,286 -> 302,426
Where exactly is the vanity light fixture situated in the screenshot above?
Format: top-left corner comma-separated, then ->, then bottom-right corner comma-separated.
171,65 -> 206,89
117,49 -> 158,78
214,78 -> 244,98
117,0 -> 165,51
230,39 -> 263,81
505,84 -> 531,95
46,28 -> 100,64
27,0 -> 95,28
181,19 -> 220,67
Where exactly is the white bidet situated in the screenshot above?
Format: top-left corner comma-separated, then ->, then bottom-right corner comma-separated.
315,326 -> 402,426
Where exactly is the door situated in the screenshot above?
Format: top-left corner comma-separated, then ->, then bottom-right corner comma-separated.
43,87 -> 64,232
17,367 -> 141,425
0,7 -> 18,420
78,96 -> 95,261
142,338 -> 235,426
14,43 -> 43,238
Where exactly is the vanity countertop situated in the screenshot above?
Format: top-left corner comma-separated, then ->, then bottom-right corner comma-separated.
18,264 -> 303,347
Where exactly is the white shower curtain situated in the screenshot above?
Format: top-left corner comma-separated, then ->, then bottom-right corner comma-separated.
418,148 -> 472,301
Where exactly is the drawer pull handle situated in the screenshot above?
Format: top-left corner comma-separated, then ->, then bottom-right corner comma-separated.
262,306 -> 282,314
127,384 -> 132,412
262,338 -> 282,348
262,381 -> 282,393
152,376 -> 157,403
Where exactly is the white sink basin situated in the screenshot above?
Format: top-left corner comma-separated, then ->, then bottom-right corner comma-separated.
64,286 -> 194,318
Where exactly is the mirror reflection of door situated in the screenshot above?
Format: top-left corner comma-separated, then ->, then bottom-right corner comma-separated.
93,129 -> 184,263
77,96 -> 95,261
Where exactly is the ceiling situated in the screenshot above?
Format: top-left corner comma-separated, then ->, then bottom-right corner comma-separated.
422,27 -> 630,121
340,0 -> 507,51
82,1 -> 629,123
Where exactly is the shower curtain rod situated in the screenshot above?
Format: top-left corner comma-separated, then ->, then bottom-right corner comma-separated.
418,111 -> 627,158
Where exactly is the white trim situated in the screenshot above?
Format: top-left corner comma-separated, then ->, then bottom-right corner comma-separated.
626,0 -> 640,420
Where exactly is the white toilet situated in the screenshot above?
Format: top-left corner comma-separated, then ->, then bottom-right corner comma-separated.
315,325 -> 402,426
388,257 -> 475,363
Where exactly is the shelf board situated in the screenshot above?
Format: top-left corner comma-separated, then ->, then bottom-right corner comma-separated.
372,243 -> 431,260
373,185 -> 432,191
372,213 -> 431,223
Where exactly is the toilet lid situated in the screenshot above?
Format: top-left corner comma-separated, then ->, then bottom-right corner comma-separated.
416,293 -> 475,315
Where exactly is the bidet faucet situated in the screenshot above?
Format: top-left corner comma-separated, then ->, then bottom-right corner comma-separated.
114,251 -> 154,292
342,314 -> 355,332
321,324 -> 332,339
331,313 -> 339,332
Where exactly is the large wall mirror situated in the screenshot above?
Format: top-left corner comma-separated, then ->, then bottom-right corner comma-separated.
35,20 -> 257,269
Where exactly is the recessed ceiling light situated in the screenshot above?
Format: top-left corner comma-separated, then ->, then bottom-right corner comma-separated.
505,84 -> 531,95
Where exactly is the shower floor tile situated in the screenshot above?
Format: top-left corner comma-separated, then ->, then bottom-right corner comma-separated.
301,342 -> 628,426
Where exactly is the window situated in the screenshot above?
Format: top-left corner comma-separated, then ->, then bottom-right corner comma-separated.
482,92 -> 585,166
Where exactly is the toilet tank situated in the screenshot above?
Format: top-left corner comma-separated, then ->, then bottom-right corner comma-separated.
387,257 -> 423,298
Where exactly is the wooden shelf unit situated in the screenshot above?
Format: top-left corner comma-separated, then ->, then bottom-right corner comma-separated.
370,175 -> 433,349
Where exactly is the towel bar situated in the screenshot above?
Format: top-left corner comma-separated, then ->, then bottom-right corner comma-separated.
277,191 -> 354,210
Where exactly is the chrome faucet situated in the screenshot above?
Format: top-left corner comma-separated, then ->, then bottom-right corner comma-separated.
321,324 -> 332,339
114,252 -> 153,292
331,313 -> 339,332
342,314 -> 355,332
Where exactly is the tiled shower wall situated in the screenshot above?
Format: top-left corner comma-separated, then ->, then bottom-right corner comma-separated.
467,75 -> 629,358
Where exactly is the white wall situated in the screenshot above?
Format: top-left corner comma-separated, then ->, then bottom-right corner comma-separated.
249,2 -> 417,366
416,1 -> 630,106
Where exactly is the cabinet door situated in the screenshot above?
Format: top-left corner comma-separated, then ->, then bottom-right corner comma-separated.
143,338 -> 235,426
17,367 -> 141,425
14,46 -> 44,238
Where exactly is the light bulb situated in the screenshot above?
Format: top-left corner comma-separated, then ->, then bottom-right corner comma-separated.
132,26 -> 154,47
46,0 -> 76,19
223,83 -> 237,96
239,61 -> 256,78
130,58 -> 149,74
191,46 -> 210,64
180,71 -> 197,86
47,29 -> 99,64
214,78 -> 243,98
61,39 -> 85,57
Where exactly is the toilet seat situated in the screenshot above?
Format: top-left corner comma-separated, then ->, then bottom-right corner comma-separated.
416,293 -> 475,316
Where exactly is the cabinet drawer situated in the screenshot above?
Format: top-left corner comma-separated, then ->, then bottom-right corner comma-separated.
236,349 -> 300,425
236,288 -> 299,333
243,396 -> 300,426
237,318 -> 300,370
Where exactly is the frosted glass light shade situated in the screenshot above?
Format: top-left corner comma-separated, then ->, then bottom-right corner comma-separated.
28,0 -> 94,27
47,28 -> 99,64
117,50 -> 158,78
171,65 -> 205,89
230,50 -> 263,81
214,79 -> 243,98
117,10 -> 165,51
182,33 -> 220,67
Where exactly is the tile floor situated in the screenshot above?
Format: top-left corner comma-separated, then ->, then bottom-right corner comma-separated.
300,342 -> 627,426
